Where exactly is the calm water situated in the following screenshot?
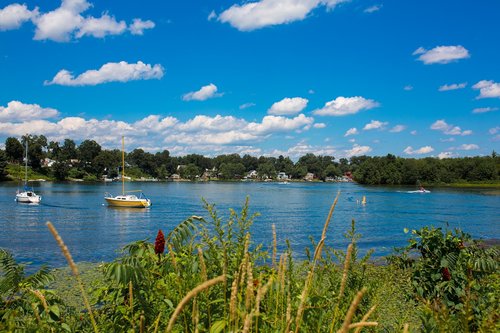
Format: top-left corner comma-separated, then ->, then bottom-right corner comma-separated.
0,181 -> 498,269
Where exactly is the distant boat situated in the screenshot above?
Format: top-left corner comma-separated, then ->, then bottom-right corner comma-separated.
104,137 -> 151,208
15,139 -> 41,204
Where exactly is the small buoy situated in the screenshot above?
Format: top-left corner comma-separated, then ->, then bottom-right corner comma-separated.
361,196 -> 366,205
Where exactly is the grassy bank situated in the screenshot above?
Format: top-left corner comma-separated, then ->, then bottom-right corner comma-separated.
1,197 -> 498,332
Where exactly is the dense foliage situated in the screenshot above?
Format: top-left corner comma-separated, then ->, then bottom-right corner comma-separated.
389,227 -> 499,332
1,136 -> 498,184
1,198 -> 498,332
353,154 -> 499,185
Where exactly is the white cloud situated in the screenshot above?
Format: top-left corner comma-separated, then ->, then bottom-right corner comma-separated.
75,14 -> 126,38
239,102 -> 256,110
363,120 -> 388,130
344,127 -> 358,137
440,137 -> 455,142
430,119 -> 472,136
413,45 -> 470,64
438,151 -> 455,159
313,123 -> 326,128
457,144 -> 479,151
403,85 -> 413,91
472,107 -> 498,114
0,111 -> 315,152
364,4 -> 382,13
0,3 -> 38,31
389,125 -> 406,133
0,100 -> 59,122
472,80 -> 500,99
217,0 -> 348,31
268,97 -> 308,115
44,61 -> 164,86
345,144 -> 372,157
129,18 -> 155,35
410,130 -> 417,135
313,96 -> 379,116
403,146 -> 434,155
269,141 -> 337,159
438,82 -> 467,91
182,83 -> 221,101
489,126 -> 500,135
0,0 -> 154,41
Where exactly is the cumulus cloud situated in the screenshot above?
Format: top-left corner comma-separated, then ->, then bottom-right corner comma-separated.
182,83 -> 221,101
410,130 -> 417,135
0,3 -> 38,31
457,144 -> 479,151
344,127 -> 358,137
268,97 -> 308,115
472,80 -> 500,99
403,146 -> 434,155
345,144 -> 372,157
438,82 -> 467,91
0,111 -> 316,153
44,61 -> 164,86
313,123 -> 326,128
430,119 -> 472,136
129,18 -> 155,35
403,85 -> 413,91
413,45 -> 470,64
364,4 -> 382,13
217,0 -> 348,31
389,125 -> 406,133
438,151 -> 455,159
269,141 -> 337,159
472,107 -> 498,114
0,100 -> 59,122
1,0 -> 154,41
313,96 -> 379,116
363,120 -> 388,130
75,14 -> 126,38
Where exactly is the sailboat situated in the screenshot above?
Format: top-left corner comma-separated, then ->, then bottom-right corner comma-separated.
104,137 -> 151,208
15,139 -> 42,204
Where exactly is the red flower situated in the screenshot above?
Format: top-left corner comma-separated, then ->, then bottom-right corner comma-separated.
441,267 -> 451,281
155,229 -> 165,255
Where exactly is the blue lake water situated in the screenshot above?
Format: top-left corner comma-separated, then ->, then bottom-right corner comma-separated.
0,181 -> 498,270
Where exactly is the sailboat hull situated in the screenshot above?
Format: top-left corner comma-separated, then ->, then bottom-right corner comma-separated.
105,196 -> 151,208
16,191 -> 41,204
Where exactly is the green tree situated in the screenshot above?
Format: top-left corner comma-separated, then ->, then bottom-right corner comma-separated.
180,163 -> 201,180
5,137 -> 24,163
257,162 -> 276,179
61,139 -> 78,161
52,161 -> 70,180
0,150 -> 8,178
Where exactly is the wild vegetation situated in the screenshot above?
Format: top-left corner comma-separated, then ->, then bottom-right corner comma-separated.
1,196 -> 498,332
0,135 -> 499,185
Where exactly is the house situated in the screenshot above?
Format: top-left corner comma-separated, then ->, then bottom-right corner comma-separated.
168,174 -> 181,181
304,172 -> 315,181
42,158 -> 55,167
277,172 -> 288,180
245,170 -> 258,179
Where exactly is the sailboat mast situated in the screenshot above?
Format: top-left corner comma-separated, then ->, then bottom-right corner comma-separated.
24,139 -> 28,184
122,136 -> 125,196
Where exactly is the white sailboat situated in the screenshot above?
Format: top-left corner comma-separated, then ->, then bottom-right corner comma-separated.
15,139 -> 42,204
104,137 -> 151,208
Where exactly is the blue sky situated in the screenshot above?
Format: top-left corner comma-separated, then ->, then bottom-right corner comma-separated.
0,0 -> 499,159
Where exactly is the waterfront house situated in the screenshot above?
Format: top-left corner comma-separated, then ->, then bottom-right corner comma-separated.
304,172 -> 315,181
277,172 -> 289,180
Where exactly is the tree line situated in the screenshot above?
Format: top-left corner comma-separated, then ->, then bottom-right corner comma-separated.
0,136 -> 498,184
